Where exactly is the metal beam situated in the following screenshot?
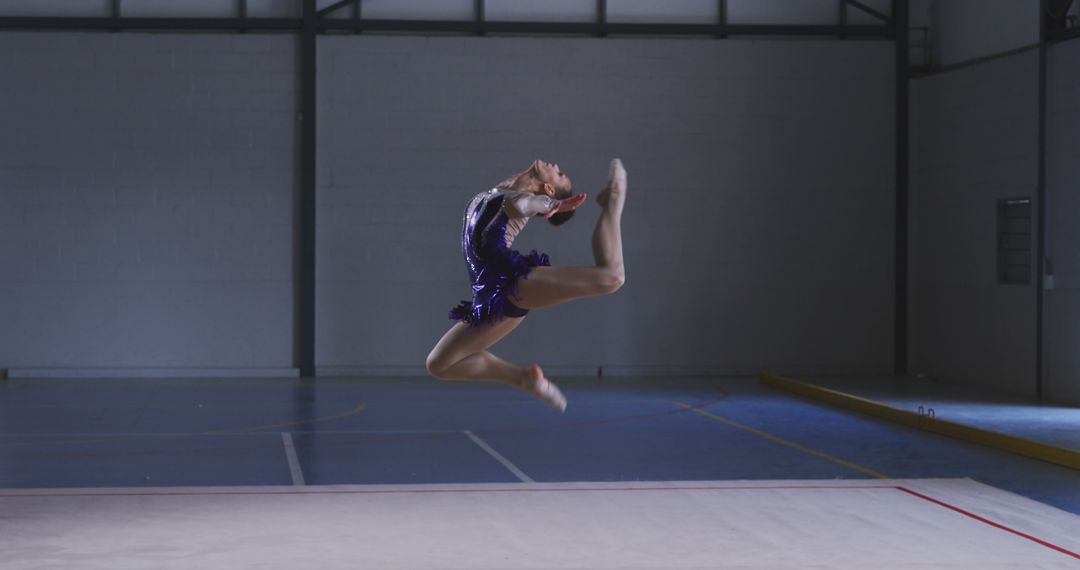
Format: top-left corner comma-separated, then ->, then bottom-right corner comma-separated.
0,16 -> 894,38
0,17 -> 300,31
319,20 -> 894,37
893,0 -> 909,375
299,0 -> 317,378
1036,0 -> 1047,400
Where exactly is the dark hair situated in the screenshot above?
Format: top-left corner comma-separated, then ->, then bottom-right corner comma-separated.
547,185 -> 576,226
552,184 -> 578,224
548,210 -> 575,226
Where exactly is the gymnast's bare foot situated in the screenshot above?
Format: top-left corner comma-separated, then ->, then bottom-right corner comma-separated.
597,158 -> 627,211
522,364 -> 567,412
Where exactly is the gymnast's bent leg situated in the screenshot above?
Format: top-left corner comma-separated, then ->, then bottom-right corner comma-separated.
426,316 -> 567,411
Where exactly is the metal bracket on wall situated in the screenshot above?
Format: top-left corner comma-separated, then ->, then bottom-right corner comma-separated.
318,0 -> 358,19
844,0 -> 893,24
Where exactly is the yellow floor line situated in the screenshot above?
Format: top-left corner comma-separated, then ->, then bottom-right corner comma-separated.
674,401 -> 890,479
760,372 -> 1080,472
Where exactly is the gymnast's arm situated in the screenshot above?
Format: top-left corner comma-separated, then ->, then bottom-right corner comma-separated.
502,190 -> 556,219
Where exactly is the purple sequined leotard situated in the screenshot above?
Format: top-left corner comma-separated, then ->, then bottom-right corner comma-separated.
448,188 -> 556,326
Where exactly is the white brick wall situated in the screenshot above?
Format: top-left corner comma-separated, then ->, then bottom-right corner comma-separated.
910,50 -> 1039,395
317,36 -> 896,375
0,32 -> 297,370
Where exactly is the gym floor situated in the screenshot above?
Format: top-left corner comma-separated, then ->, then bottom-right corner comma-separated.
1,375 -> 1077,515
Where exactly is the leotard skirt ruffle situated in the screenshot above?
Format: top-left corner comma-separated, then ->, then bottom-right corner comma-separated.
449,249 -> 550,327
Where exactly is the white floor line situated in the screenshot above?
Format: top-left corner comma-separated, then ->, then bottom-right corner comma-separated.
280,432 -> 305,487
463,430 -> 534,483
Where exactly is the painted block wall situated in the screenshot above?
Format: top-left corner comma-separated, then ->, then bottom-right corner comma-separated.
1046,39 -> 1080,404
0,32 -> 297,371
0,32 -> 897,377
909,50 -> 1039,395
316,36 -> 896,375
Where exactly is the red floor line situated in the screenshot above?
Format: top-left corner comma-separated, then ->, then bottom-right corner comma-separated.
0,483 -> 895,498
895,486 -> 1080,560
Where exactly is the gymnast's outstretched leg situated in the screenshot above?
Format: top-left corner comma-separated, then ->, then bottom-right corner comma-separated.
513,158 -> 627,309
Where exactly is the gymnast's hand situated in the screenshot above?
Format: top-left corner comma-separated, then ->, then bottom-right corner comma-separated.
543,193 -> 588,219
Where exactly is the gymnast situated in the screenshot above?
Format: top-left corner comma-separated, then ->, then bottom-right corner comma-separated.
425,159 -> 628,412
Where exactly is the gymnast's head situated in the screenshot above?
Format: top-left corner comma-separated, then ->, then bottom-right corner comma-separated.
529,159 -> 573,198
504,159 -> 576,226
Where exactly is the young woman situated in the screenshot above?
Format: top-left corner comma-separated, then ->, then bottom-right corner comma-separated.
426,159 -> 628,412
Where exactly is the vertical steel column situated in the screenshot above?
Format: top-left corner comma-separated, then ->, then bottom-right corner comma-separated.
475,0 -> 485,36
299,0 -> 317,378
893,0 -> 909,375
839,0 -> 848,38
111,0 -> 121,32
1036,0 -> 1047,399
719,0 -> 728,38
598,0 -> 607,37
